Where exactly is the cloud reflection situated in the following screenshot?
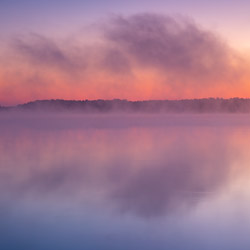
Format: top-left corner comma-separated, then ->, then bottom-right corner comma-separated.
0,114 -> 246,218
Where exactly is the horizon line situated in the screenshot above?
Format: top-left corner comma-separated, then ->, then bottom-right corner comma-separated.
2,97 -> 250,108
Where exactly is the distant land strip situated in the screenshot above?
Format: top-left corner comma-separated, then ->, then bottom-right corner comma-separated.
2,98 -> 250,113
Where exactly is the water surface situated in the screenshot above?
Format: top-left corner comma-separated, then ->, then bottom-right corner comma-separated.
1,114 -> 250,249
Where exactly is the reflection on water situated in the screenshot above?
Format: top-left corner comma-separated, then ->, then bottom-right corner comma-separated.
1,114 -> 250,249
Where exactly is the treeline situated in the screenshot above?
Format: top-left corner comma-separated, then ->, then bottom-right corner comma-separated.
2,98 -> 250,113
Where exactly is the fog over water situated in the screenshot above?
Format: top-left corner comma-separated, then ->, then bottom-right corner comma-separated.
1,114 -> 250,249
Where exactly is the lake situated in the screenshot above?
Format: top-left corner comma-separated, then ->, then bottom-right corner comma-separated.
1,114 -> 250,249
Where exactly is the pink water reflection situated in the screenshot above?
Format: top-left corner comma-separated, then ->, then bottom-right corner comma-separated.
1,114 -> 250,249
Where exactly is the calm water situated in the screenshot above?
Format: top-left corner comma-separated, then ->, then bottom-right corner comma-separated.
1,114 -> 250,250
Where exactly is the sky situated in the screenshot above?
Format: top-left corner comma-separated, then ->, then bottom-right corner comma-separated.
1,0 -> 250,105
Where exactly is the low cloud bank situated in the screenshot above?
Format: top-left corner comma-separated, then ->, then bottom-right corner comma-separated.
0,13 -> 249,105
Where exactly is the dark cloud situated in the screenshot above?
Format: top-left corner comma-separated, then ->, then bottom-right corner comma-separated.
12,33 -> 86,73
100,48 -> 131,74
104,13 -> 242,83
